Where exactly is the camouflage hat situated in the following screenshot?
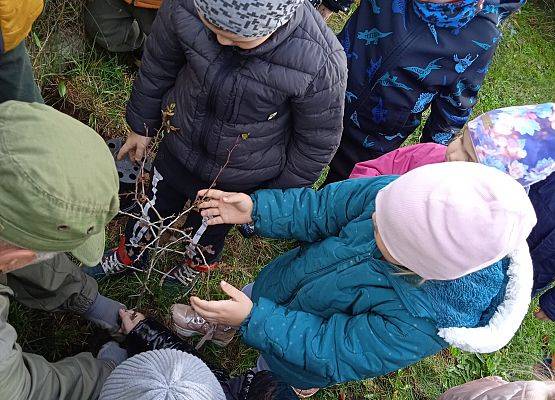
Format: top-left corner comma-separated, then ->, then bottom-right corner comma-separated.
0,101 -> 119,266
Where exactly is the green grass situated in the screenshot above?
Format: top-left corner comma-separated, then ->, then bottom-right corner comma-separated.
13,0 -> 555,398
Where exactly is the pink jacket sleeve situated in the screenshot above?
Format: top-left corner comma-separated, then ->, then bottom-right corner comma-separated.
349,143 -> 447,179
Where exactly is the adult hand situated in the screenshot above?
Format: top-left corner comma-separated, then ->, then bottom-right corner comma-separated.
190,281 -> 253,327
117,131 -> 152,163
317,4 -> 334,21
196,189 -> 253,226
119,309 -> 146,334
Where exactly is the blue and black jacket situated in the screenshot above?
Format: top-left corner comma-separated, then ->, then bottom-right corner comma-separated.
326,0 -> 525,181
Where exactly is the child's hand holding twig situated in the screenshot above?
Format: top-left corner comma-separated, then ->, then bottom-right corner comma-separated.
118,131 -> 152,163
190,281 -> 253,327
196,189 -> 253,226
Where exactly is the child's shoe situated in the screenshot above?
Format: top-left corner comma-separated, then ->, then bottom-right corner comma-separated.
82,236 -> 137,279
171,304 -> 236,348
163,259 -> 220,294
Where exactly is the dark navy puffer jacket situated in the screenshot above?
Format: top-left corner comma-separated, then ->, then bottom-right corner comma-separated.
326,0 -> 524,181
126,0 -> 347,191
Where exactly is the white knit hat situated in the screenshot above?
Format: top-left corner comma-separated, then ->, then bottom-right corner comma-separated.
99,349 -> 226,400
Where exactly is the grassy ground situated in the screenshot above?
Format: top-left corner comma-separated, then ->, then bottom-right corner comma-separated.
12,0 -> 555,398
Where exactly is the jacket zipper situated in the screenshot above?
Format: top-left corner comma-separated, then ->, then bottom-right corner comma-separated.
351,24 -> 427,112
193,48 -> 237,173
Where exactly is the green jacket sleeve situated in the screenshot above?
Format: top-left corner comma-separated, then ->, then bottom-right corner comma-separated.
250,175 -> 397,242
0,284 -> 113,400
241,297 -> 446,387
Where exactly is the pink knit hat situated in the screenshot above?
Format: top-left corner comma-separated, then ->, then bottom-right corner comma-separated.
375,162 -> 537,280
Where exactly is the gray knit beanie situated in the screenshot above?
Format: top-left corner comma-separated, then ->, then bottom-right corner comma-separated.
194,0 -> 305,38
99,349 -> 226,400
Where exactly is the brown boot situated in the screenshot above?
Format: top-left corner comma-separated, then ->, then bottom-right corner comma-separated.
171,304 -> 236,348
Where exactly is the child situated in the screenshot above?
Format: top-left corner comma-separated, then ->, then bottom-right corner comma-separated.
115,309 -> 299,399
173,162 -> 536,390
439,376 -> 555,400
324,0 -> 525,184
350,103 -> 555,322
84,0 -> 159,54
85,0 -> 347,292
99,349 -> 226,399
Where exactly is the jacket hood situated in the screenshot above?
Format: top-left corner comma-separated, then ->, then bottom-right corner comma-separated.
480,0 -> 526,26
437,241 -> 533,353
387,240 -> 533,353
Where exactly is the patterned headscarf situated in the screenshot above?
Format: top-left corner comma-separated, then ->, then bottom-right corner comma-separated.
194,0 -> 304,38
468,103 -> 555,187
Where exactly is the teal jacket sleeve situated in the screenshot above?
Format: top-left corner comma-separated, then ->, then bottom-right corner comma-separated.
241,297 -> 446,387
250,176 -> 397,242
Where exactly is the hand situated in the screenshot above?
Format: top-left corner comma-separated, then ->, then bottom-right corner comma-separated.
119,309 -> 146,334
196,189 -> 253,226
117,131 -> 152,163
190,281 -> 253,327
317,4 -> 333,21
534,308 -> 552,321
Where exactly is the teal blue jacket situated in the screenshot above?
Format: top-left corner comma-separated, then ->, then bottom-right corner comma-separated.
240,177 -> 530,389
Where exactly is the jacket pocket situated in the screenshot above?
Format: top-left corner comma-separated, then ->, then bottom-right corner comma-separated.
213,120 -> 284,169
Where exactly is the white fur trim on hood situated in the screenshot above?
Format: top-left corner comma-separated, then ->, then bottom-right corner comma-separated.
437,241 -> 533,353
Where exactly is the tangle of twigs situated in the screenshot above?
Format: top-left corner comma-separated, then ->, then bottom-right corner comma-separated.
121,104 -> 245,303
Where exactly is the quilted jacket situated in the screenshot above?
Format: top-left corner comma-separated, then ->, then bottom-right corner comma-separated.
240,177 -> 533,388
126,0 -> 347,191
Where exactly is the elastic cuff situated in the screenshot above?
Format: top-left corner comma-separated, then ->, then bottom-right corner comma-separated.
83,294 -> 124,331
